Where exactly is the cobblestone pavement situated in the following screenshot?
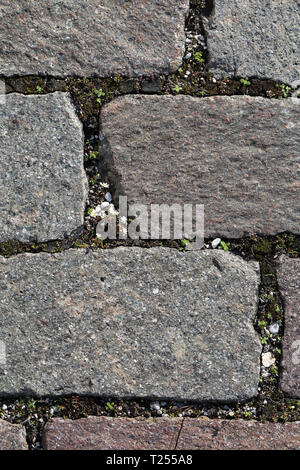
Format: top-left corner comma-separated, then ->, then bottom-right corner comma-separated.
0,0 -> 299,450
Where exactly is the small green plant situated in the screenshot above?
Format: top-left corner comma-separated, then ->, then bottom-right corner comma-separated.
93,88 -> 106,103
180,239 -> 190,248
261,337 -> 268,345
244,411 -> 252,418
240,77 -> 251,86
90,175 -> 98,185
258,320 -> 267,327
105,401 -> 116,412
270,366 -> 278,376
27,399 -> 36,410
36,85 -> 44,93
172,84 -> 182,93
89,150 -> 99,161
194,51 -> 204,63
218,241 -> 230,251
279,84 -> 291,98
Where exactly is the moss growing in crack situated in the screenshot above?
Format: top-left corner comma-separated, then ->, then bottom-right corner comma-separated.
6,76 -> 47,94
253,239 -> 272,255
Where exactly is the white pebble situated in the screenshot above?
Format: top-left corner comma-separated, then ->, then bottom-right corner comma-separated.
212,238 -> 221,249
269,322 -> 280,335
150,402 -> 160,411
262,352 -> 276,368
105,192 -> 112,202
185,53 -> 192,60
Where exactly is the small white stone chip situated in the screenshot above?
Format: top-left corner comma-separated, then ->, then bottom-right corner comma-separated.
268,323 -> 280,335
262,352 -> 276,368
212,238 -> 221,249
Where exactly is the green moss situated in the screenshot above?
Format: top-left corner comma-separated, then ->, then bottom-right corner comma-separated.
253,239 -> 272,254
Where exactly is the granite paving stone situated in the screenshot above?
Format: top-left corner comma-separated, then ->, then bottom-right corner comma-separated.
43,417 -> 182,450
100,95 -> 300,238
0,92 -> 88,243
277,256 -> 300,397
0,247 -> 261,401
202,0 -> 300,85
176,418 -> 300,450
0,420 -> 27,450
0,0 -> 189,77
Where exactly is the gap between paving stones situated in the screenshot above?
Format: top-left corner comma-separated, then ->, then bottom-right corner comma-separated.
0,0 -> 299,450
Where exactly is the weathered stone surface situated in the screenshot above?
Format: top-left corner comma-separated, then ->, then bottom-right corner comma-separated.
0,247 -> 261,401
0,420 -> 27,450
203,0 -> 300,85
43,417 -> 182,450
277,256 -> 300,397
0,93 -> 87,243
0,0 -> 188,77
100,95 -> 300,238
176,418 -> 300,450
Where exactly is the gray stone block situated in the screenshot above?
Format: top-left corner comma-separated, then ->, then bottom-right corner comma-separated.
277,256 -> 300,397
177,418 -> 300,450
100,95 -> 300,238
0,0 -> 188,77
0,420 -> 27,450
0,247 -> 261,401
0,92 -> 88,243
203,0 -> 300,85
43,417 -> 182,450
